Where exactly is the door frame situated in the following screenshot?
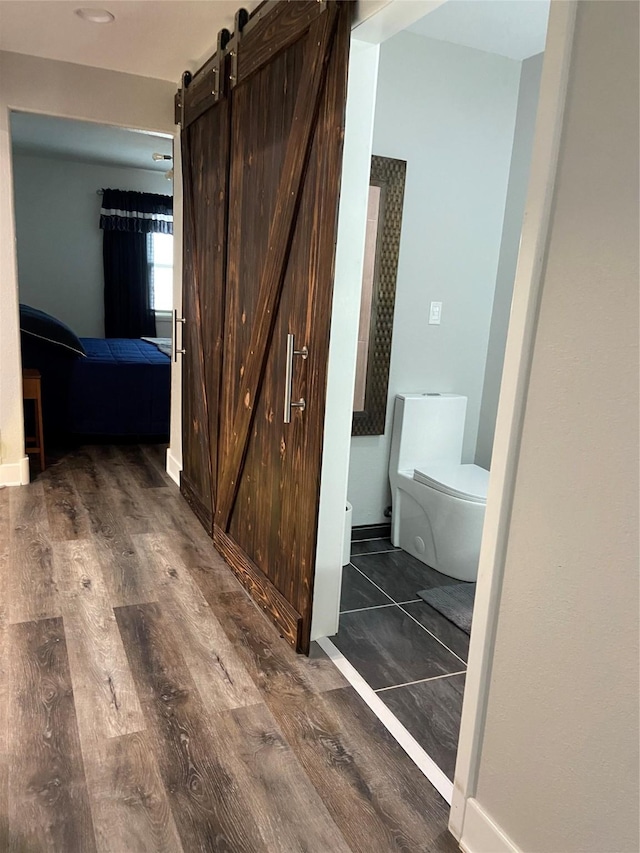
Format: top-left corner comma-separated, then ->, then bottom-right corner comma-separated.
310,0 -> 578,843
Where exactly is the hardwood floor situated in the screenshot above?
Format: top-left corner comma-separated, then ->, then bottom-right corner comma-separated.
0,445 -> 459,852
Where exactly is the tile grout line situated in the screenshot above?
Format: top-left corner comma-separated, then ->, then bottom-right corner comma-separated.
399,604 -> 469,667
375,670 -> 467,693
318,636 -> 454,804
339,598 -> 421,616
349,564 -> 397,606
349,563 -> 468,667
351,548 -> 400,557
340,603 -> 396,615
351,536 -> 392,543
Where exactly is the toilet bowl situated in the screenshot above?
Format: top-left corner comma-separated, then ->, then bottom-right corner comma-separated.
389,393 -> 488,582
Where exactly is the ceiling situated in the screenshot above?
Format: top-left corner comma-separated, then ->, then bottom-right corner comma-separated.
0,0 -> 261,82
0,1 -> 549,85
409,0 -> 550,61
11,111 -> 173,172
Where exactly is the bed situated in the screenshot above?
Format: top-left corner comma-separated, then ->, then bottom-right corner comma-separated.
20,305 -> 171,441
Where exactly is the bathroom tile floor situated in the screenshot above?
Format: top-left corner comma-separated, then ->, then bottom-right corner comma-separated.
334,534 -> 471,782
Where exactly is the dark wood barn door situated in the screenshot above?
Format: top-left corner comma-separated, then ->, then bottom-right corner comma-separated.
179,1 -> 350,653
179,48 -> 230,534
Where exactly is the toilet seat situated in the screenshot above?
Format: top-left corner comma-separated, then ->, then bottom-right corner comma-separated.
413,462 -> 489,503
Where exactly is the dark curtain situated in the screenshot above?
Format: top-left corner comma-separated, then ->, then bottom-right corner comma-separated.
100,189 -> 173,338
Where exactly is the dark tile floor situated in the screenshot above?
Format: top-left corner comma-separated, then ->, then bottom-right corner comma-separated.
334,530 -> 470,782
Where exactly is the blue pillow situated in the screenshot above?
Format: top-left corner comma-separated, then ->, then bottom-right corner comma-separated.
19,304 -> 86,357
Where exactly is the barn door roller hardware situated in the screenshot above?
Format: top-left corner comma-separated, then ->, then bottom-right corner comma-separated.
228,8 -> 249,88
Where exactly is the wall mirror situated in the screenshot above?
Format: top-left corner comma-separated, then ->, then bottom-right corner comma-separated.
352,154 -> 407,436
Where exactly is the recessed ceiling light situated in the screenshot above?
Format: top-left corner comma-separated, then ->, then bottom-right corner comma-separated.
74,8 -> 115,24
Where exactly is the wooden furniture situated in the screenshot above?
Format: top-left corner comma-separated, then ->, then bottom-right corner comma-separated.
22,368 -> 45,471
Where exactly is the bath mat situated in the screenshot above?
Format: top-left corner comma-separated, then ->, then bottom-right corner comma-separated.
417,582 -> 475,635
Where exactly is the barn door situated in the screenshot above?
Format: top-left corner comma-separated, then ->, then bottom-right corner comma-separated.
179,1 -> 350,653
178,35 -> 231,533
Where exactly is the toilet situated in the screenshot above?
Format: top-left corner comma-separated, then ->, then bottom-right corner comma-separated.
389,393 -> 488,582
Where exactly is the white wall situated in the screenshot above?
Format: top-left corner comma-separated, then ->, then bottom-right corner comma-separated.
475,52 -> 544,469
467,3 -> 639,850
0,51 -> 176,484
11,151 -> 171,337
347,32 -> 522,525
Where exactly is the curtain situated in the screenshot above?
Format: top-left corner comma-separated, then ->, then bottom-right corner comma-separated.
100,189 -> 173,338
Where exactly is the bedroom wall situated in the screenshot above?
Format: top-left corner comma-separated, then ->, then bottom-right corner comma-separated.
0,50 -> 176,484
347,32 -> 522,525
11,152 -> 171,338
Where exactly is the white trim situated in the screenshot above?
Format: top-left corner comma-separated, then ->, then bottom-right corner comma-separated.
317,635 -> 454,804
459,799 -> 521,853
449,1 -> 578,840
0,456 -> 30,486
375,670 -> 466,693
165,447 -> 182,487
311,38 -> 381,642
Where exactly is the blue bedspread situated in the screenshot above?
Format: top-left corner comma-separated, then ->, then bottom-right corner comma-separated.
69,338 -> 170,436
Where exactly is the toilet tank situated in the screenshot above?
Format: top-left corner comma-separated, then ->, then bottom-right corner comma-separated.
390,393 -> 467,474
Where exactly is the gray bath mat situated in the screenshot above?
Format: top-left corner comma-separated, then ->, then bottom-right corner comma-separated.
417,583 -> 476,635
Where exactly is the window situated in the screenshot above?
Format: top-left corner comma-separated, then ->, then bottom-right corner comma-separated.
149,232 -> 173,311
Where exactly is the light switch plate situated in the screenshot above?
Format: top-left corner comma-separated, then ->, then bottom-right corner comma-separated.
429,301 -> 442,325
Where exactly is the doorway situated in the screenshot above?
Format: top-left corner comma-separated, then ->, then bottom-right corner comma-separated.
313,0 -> 573,821
9,112 -> 174,476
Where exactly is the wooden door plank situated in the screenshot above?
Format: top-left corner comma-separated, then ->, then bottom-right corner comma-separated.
215,5 -> 338,530
114,601 -> 268,853
54,539 -> 146,740
8,617 -> 97,852
224,2 -> 351,651
181,98 -> 230,533
180,127 -> 214,532
235,0 -> 328,86
131,532 -> 263,713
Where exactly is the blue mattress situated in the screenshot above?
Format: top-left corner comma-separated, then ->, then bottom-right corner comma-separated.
68,338 -> 171,436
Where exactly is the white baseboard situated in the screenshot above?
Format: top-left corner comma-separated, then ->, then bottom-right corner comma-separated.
165,448 -> 182,487
459,799 -> 521,853
0,456 -> 30,487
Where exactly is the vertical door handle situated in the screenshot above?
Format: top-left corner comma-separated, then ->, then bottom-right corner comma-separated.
283,333 -> 308,423
174,310 -> 186,361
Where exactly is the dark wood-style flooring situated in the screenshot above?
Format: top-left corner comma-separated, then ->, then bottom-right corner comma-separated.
0,445 -> 458,852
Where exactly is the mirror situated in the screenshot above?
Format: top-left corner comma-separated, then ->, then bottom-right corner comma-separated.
352,155 -> 407,436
